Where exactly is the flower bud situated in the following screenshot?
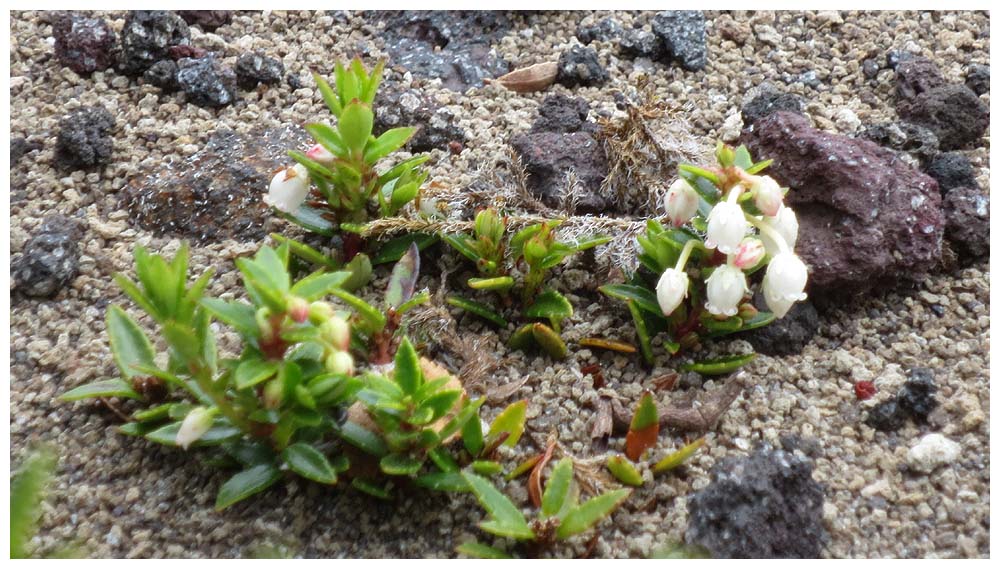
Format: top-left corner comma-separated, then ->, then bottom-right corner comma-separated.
750,175 -> 784,216
705,201 -> 749,254
264,163 -> 311,214
523,236 -> 547,267
737,303 -> 759,321
287,296 -> 310,324
256,307 -> 274,340
320,316 -> 351,352
704,264 -> 748,317
263,378 -> 284,409
325,350 -> 355,376
305,143 -> 335,165
760,204 -> 799,256
475,208 -> 504,244
732,238 -> 766,270
175,407 -> 215,450
664,178 -> 700,227
763,252 -> 808,318
655,268 -> 689,317
308,301 -> 336,325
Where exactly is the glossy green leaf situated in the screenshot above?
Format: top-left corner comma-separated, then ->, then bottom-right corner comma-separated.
531,323 -> 568,360
313,73 -> 343,116
652,438 -> 705,474
745,158 -> 774,175
733,145 -> 753,170
677,163 -> 720,186
524,289 -> 573,330
468,276 -> 515,291
145,418 -> 241,447
606,456 -> 644,487
60,378 -> 140,402
680,353 -> 756,375
201,298 -> 258,337
599,284 -> 662,316
456,541 -> 512,559
462,415 -> 485,457
132,403 -> 174,423
10,448 -> 57,559
487,399 -> 527,448
341,253 -> 373,292
469,460 -> 501,476
556,488 -> 631,539
291,271 -> 350,301
415,471 -> 469,492
339,421 -> 388,457
377,155 -> 431,186
628,300 -> 654,365
462,471 -> 535,540
215,464 -> 282,510
446,295 -> 507,328
541,457 -> 574,518
441,233 -> 481,263
276,205 -> 336,237
364,127 -> 416,164
393,337 -> 422,395
331,289 -> 386,332
235,359 -> 280,390
282,442 -> 338,484
305,122 -> 347,156
106,306 -> 155,380
338,102 -> 374,152
508,323 -> 535,351
380,453 -> 424,476
351,478 -> 392,500
372,233 -> 439,265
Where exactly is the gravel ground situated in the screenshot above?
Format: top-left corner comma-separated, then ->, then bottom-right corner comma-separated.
9,10 -> 989,558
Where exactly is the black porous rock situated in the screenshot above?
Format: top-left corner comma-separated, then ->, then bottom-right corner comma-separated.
52,12 -> 117,74
885,49 -> 915,71
235,52 -> 285,90
898,368 -> 938,423
176,55 -> 237,108
685,446 -> 826,558
865,399 -> 907,432
55,106 -> 115,168
943,186 -> 990,261
618,28 -> 663,59
739,298 -> 819,356
861,58 -> 880,79
12,216 -> 83,298
924,152 -> 977,193
176,10 -> 232,32
11,138 -> 43,164
530,94 -> 592,134
894,56 -> 947,100
576,17 -> 622,44
119,10 -> 191,75
741,86 -> 804,126
143,59 -> 179,91
509,130 -> 610,213
286,73 -> 305,90
896,85 -> 989,151
965,63 -> 989,95
859,121 -> 940,165
373,87 -> 466,153
556,45 -> 609,88
650,11 -> 707,71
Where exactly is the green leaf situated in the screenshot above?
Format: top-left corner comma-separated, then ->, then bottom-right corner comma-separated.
531,323 -> 568,360
745,158 -> 774,175
364,127 -> 416,164
271,234 -> 340,270
471,460 -> 503,476
313,73 -> 343,116
628,300 -> 655,366
331,289 -> 386,332
377,155 -> 431,187
556,489 -> 631,539
652,438 -> 706,475
606,456 -> 644,487
733,145 -> 754,170
677,163 -> 721,186
486,400 -> 527,448
282,442 -> 338,484
106,306 -> 155,380
393,337 -> 422,395
428,447 -> 460,473
339,421 -> 388,457
113,274 -> 159,321
437,397 -> 484,442
341,253 -> 373,292
442,233 -> 484,264
397,290 -> 430,315
224,440 -> 277,468
446,295 -> 508,328
305,122 -> 347,156
201,298 -> 258,338
418,389 -> 462,423
235,359 -> 280,390
338,102 -> 374,153
380,453 -> 424,476
132,403 -> 174,423
372,233 -> 439,265
385,243 -> 420,309
706,311 -> 775,338
467,276 -> 515,291
462,471 -> 535,540
60,378 -> 140,402
462,415 -> 485,457
508,323 -> 535,351
680,353 -> 756,375
351,478 -> 392,500
629,392 -> 658,432
541,457 -> 574,518
10,448 -> 57,559
524,289 -> 573,330
570,235 -> 612,252
599,284 -> 662,316
456,541 -> 512,559
360,60 -> 385,104
215,464 -> 282,510
145,418 -> 241,447
415,471 -> 469,492
291,271 -> 350,301
276,205 -> 336,237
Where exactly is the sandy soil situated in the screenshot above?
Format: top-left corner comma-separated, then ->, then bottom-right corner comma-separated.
9,10 -> 989,558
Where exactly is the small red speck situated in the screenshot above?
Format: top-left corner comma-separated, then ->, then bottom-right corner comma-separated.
855,381 -> 876,400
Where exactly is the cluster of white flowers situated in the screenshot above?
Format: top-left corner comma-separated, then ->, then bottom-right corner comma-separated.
264,143 -> 335,214
656,174 -> 808,320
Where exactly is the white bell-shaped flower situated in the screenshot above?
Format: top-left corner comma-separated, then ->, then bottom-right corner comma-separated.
750,175 -> 784,216
705,200 -> 749,254
705,264 -> 748,317
655,268 -> 689,316
305,143 -> 335,165
664,178 -> 700,227
760,204 -> 799,256
265,164 -> 311,213
763,251 -> 809,318
176,407 -> 215,450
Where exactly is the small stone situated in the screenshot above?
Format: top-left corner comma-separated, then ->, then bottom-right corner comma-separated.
740,298 -> 819,356
741,85 -> 804,126
924,152 -> 977,193
894,56 -> 947,100
143,59 -> 179,91
906,433 -> 960,473
509,130 -> 610,213
898,367 -> 938,422
286,73 -> 305,90
618,29 -> 662,60
859,121 -> 939,165
55,106 -> 116,168
11,138 -> 43,164
52,12 -> 117,74
555,45 -> 609,88
865,399 -> 906,432
965,63 -> 989,95
531,93 -> 591,134
576,17 -> 621,44
715,14 -> 751,45
176,10 -> 232,31
235,51 -> 285,90
896,85 -> 989,151
943,186 -> 990,261
861,58 -> 880,79
12,216 -> 83,298
651,11 -> 707,71
118,10 -> 191,75
717,112 -> 743,143
833,108 -> 861,134
176,55 -> 237,108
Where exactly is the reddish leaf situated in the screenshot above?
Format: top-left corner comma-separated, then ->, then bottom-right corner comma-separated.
528,439 -> 556,509
625,392 -> 659,461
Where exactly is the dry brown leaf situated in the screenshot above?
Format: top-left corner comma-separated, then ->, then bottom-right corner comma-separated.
495,62 -> 558,93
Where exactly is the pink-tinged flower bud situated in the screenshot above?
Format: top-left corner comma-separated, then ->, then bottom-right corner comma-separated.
325,350 -> 354,376
705,201 -> 749,254
705,264 -> 748,317
264,164 -> 310,213
287,296 -> 310,323
175,407 -> 215,450
760,204 -> 799,256
664,178 -> 700,227
655,268 -> 689,316
732,238 -> 766,269
305,143 -> 335,165
320,316 -> 351,351
308,301 -> 335,325
263,378 -> 284,409
763,252 -> 808,318
750,175 -> 784,216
